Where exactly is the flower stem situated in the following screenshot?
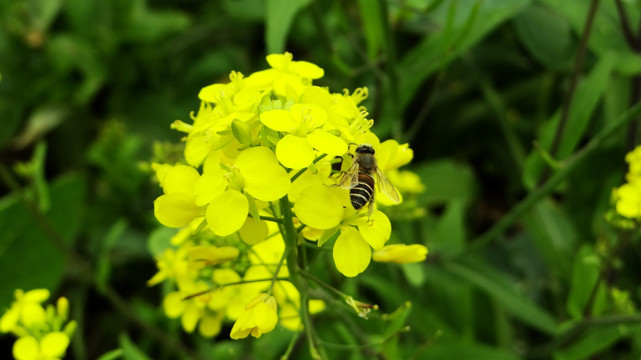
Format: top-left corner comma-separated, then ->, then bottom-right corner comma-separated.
182,277 -> 288,300
268,246 -> 290,296
291,154 -> 327,182
279,197 -> 323,359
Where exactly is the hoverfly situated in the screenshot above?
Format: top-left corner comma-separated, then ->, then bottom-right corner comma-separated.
339,144 -> 400,216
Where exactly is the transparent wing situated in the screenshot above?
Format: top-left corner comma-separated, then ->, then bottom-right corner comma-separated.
375,168 -> 400,203
339,161 -> 360,189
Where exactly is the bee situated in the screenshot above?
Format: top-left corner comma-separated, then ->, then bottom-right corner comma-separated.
340,144 -> 400,216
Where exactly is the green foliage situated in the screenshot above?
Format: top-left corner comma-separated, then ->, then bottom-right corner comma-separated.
2,0 -> 641,359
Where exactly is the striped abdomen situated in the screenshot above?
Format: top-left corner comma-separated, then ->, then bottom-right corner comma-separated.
350,173 -> 375,210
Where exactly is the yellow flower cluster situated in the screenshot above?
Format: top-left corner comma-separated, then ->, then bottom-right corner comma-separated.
0,289 -> 76,360
149,226 -> 323,338
151,52 -> 426,339
613,146 -> 641,221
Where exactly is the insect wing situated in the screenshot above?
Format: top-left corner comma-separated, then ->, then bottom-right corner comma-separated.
339,161 -> 360,189
375,168 -> 400,203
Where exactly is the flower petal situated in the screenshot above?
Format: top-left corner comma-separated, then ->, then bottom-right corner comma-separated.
253,301 -> 278,333
23,288 -> 50,303
239,218 -> 269,245
306,129 -> 347,156
235,146 -> 291,201
21,302 -> 46,327
13,336 -> 39,360
163,165 -> 200,194
291,61 -> 324,79
260,109 -> 297,132
276,134 -> 315,169
154,194 -> 203,228
194,170 -> 227,206
290,104 -> 327,129
293,184 -> 346,229
358,210 -> 391,250
206,190 -> 248,236
41,332 -> 70,357
199,314 -> 222,338
0,307 -> 19,332
181,304 -> 200,333
163,292 -> 185,318
372,244 -> 428,263
333,228 -> 371,277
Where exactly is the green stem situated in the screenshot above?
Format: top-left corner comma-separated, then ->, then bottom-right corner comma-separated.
259,215 -> 283,223
466,100 -> 641,253
299,269 -> 348,300
268,247 -> 290,296
279,197 -> 322,359
281,331 -> 302,360
291,154 -> 328,182
182,277 -> 289,300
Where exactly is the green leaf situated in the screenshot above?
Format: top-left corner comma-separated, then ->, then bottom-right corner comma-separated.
357,0 -> 385,60
445,258 -> 557,334
147,227 -> 177,257
398,0 -> 531,110
12,106 -> 68,149
523,199 -> 578,278
401,262 -> 425,287
522,53 -> 615,188
97,349 -> 124,360
381,301 -> 412,339
541,0 -> 641,75
414,159 -> 477,206
513,3 -> 572,68
119,333 -> 152,360
554,325 -> 629,360
433,199 -> 467,256
96,219 -> 128,292
265,0 -> 312,53
421,339 -> 520,360
0,174 -> 86,309
566,245 -> 606,319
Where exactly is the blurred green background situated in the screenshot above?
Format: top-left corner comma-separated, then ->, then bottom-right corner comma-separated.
2,0 -> 641,359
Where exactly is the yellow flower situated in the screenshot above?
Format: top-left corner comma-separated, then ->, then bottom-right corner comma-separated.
260,103 -> 347,169
247,52 -> 323,98
372,244 -> 428,263
186,245 -> 239,270
0,289 -> 49,332
163,282 -> 224,338
153,164 -> 205,228
614,182 -> 641,219
230,293 -> 278,339
13,332 -> 70,360
147,239 -> 194,288
201,146 -> 290,236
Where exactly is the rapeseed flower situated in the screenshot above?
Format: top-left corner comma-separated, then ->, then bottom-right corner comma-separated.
613,145 -> 641,221
1,290 -> 75,360
230,293 -> 278,339
150,52 -> 425,342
